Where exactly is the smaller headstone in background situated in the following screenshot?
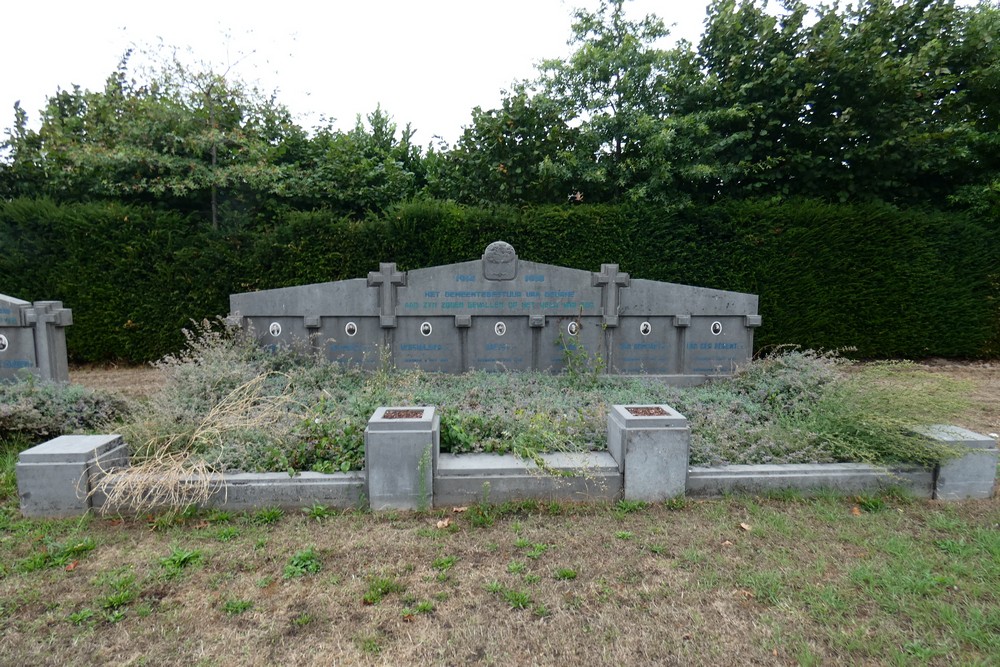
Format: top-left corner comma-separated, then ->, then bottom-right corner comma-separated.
0,294 -> 73,383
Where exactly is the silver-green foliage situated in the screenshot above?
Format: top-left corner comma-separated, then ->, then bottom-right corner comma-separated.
117,326 -> 970,473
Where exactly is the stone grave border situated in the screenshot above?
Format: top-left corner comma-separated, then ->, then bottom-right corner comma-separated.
15,408 -> 997,518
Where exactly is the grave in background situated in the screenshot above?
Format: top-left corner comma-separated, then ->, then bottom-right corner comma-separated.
229,242 -> 761,382
0,294 -> 73,382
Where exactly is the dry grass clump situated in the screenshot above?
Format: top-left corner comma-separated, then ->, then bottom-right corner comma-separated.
94,453 -> 222,515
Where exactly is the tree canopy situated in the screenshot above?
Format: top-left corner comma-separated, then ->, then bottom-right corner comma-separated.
2,0 -> 998,216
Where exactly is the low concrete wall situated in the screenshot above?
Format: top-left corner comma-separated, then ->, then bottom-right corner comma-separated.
435,451 -> 621,506
15,409 -> 997,517
687,463 -> 934,498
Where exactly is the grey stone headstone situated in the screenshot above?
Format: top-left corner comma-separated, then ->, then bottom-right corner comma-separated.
229,243 -> 761,382
0,294 -> 72,382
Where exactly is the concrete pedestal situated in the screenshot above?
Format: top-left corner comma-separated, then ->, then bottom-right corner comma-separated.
923,425 -> 998,500
364,407 -> 438,510
608,404 -> 689,501
17,435 -> 127,517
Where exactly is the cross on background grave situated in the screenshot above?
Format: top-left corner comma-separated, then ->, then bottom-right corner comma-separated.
592,264 -> 630,327
368,263 -> 406,327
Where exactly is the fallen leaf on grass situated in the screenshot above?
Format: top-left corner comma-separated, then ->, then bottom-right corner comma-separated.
739,523 -> 751,532
737,589 -> 755,600
194,521 -> 210,529
436,518 -> 452,529
451,506 -> 468,513
65,561 -> 78,572
851,506 -> 862,516
721,540 -> 734,547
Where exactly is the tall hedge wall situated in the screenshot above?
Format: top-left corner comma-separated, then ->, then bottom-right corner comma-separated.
1,197 -> 996,362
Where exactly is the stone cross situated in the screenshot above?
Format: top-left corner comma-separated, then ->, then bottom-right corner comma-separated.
592,264 -> 630,327
367,263 -> 406,328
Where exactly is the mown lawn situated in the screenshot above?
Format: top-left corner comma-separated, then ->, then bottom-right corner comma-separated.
0,491 -> 996,666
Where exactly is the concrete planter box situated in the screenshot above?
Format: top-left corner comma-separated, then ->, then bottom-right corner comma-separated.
607,404 -> 689,501
365,407 -> 438,510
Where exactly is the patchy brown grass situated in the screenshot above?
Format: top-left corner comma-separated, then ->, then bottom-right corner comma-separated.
913,360 -> 1000,436
1,496 -> 997,665
69,363 -> 166,401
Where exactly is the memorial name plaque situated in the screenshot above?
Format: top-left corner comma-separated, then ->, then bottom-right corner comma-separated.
230,242 -> 761,382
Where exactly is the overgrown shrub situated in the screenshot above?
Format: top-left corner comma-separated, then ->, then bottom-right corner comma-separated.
0,378 -> 132,442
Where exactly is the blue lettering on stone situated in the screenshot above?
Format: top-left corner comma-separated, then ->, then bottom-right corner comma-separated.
455,274 -> 476,282
525,275 -> 545,282
400,344 -> 444,351
2,360 -> 32,369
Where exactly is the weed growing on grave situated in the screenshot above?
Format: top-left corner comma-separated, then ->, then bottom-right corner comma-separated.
14,536 -> 97,573
284,547 -> 321,578
507,560 -> 527,574
248,507 -> 284,526
222,598 -> 253,616
614,499 -> 648,516
362,576 -> 405,605
67,608 -> 96,626
159,546 -> 203,577
432,555 -> 457,572
100,330 -> 973,513
302,503 -> 333,520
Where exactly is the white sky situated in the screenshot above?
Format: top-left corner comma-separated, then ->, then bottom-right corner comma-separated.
1,0 -> 712,147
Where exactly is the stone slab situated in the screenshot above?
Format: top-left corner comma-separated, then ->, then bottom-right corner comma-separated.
229,243 -> 760,380
437,451 -> 619,476
18,434 -> 124,463
687,463 -> 934,498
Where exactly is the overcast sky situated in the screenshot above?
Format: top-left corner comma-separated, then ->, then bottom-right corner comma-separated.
1,0 -> 713,146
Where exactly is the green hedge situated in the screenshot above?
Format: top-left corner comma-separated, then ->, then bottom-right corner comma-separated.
1,197 -> 996,362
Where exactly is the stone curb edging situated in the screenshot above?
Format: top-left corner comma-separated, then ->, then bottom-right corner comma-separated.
15,407 -> 998,517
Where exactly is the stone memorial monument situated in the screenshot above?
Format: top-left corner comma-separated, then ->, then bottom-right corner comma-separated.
230,242 -> 761,382
0,294 -> 73,382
